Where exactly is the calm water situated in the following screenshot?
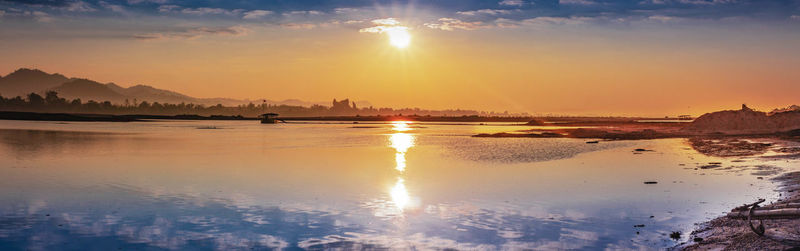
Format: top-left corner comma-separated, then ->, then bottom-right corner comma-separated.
0,120 -> 796,250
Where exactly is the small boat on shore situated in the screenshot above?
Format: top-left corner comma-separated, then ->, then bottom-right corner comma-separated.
260,113 -> 279,124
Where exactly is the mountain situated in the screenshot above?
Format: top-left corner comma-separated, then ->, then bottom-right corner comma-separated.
0,68 -> 70,97
52,79 -> 126,103
110,83 -> 199,104
0,68 -> 372,107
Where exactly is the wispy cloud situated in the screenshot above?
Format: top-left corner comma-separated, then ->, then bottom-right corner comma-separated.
180,7 -> 242,16
560,0 -> 598,5
457,9 -> 512,16
128,0 -> 169,4
334,8 -> 358,14
134,25 -> 249,41
157,5 -> 179,13
424,18 -> 488,31
0,0 -> 797,36
521,16 -> 592,25
65,1 -> 96,12
243,10 -> 272,20
358,18 -> 408,33
641,0 -> 737,5
31,10 -> 53,22
283,10 -> 323,16
280,23 -> 316,29
98,1 -> 126,13
499,0 -> 524,7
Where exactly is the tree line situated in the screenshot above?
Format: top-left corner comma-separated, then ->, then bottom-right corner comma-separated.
0,92 -> 525,117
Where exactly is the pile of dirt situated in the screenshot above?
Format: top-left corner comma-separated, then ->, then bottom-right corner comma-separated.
683,104 -> 800,135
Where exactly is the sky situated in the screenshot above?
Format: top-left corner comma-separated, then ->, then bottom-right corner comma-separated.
1,0 -> 799,116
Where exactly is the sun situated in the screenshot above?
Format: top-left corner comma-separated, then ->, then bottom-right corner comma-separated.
387,28 -> 411,49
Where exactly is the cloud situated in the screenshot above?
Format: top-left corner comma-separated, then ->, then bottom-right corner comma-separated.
521,16 -> 592,25
30,10 -> 53,22
499,0 -> 524,7
457,9 -> 512,16
641,0 -> 737,5
128,0 -> 169,4
424,18 -> 488,31
282,10 -> 323,16
98,1 -> 126,13
358,18 -> 409,33
134,25 -> 249,40
494,18 -> 520,28
157,5 -> 179,12
64,1 -> 96,12
334,8 -> 358,14
646,15 -> 687,23
792,15 -> 800,21
242,10 -> 272,20
0,0 -> 795,31
280,23 -> 316,29
370,18 -> 399,26
180,7 -> 241,15
343,20 -> 363,24
0,10 -> 5,18
560,0 -> 597,5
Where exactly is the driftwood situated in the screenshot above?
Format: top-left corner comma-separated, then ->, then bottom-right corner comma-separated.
728,199 -> 800,236
728,207 -> 800,220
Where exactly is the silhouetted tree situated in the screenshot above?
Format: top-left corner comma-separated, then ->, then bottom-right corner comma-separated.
27,93 -> 45,107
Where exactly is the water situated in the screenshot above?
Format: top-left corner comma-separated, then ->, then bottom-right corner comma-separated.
0,120 -> 795,250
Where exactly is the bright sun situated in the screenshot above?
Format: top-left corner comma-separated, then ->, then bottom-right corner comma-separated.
387,28 -> 411,48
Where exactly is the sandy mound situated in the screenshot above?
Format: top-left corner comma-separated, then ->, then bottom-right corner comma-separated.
683,104 -> 800,134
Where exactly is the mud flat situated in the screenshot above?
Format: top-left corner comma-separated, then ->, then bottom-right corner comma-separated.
474,104 -> 800,140
475,104 -> 800,249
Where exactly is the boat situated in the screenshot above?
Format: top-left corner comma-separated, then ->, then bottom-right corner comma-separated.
260,113 -> 279,124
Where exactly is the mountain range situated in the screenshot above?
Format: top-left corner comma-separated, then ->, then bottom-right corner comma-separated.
0,68 -> 371,107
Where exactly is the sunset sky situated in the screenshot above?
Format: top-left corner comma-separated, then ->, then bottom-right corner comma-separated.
1,0 -> 799,116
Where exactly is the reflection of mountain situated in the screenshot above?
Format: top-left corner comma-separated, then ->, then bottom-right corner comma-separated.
0,129 -> 122,159
0,68 -> 370,107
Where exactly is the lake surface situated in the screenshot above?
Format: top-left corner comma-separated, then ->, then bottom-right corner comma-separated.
0,120 -> 796,250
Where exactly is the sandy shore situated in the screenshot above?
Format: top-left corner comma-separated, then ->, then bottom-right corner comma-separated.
676,171 -> 800,250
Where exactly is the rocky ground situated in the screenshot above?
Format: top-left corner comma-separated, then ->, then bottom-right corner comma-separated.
676,171 -> 800,250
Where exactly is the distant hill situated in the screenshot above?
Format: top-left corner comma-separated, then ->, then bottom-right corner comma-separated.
108,83 -> 199,104
0,68 -> 371,107
0,68 -> 70,97
51,79 -> 127,103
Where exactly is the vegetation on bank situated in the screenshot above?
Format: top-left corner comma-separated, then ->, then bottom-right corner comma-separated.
0,92 -> 521,118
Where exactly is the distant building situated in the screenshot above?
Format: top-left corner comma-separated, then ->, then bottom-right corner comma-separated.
331,98 -> 357,115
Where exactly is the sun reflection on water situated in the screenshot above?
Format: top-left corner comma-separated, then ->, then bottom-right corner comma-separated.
388,121 -> 416,211
391,121 -> 411,132
390,133 -> 414,172
390,178 -> 410,209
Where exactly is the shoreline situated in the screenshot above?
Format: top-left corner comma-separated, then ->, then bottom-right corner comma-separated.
0,110 -> 684,123
676,171 -> 800,250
